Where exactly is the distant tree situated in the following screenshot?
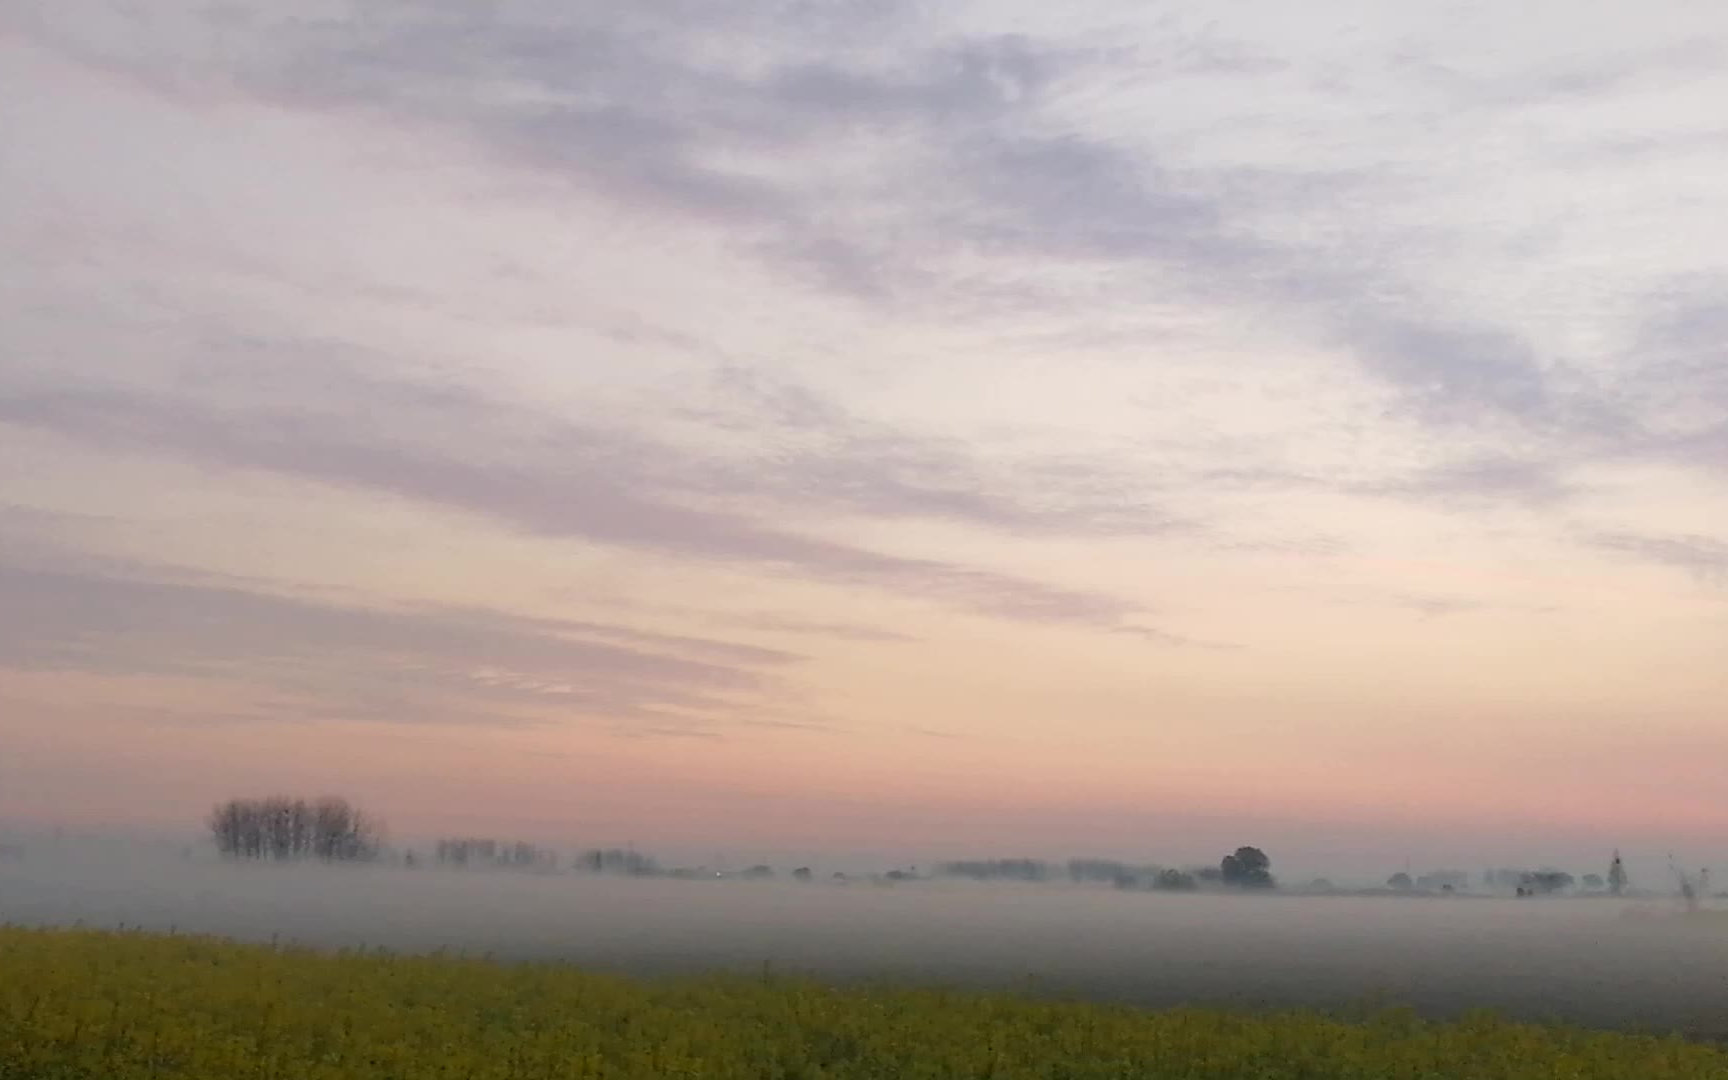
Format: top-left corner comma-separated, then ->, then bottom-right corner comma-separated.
1416,870 -> 1469,893
1486,868 -> 1533,893
1068,858 -> 1136,884
941,859 -> 1050,882
741,864 -> 775,880
573,849 -> 660,876
1608,851 -> 1629,896
438,836 -> 542,868
484,840 -> 553,870
207,796 -> 379,862
1152,868 -> 1197,891
311,797 -> 378,862
1113,870 -> 1145,890
1582,873 -> 1606,891
208,799 -> 250,859
1387,872 -> 1415,891
793,867 -> 813,882
1521,869 -> 1574,895
1220,847 -> 1275,889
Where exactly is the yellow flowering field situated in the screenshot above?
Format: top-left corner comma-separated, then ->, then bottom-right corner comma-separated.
2,926 -> 1725,1079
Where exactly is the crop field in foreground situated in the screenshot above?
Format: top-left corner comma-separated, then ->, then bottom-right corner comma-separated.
3,927 -> 1726,1079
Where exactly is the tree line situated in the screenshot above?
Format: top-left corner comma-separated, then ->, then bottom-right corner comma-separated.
435,838 -> 557,869
938,847 -> 1276,891
208,796 -> 380,862
204,797 -> 1282,893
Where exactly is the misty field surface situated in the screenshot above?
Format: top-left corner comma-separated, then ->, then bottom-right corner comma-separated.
6,927 -> 1728,1080
8,843 -> 1728,1040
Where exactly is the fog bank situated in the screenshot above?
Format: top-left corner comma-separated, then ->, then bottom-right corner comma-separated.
4,839 -> 1726,1039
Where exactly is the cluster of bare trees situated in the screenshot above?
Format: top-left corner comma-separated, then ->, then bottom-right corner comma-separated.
435,838 -> 554,869
208,796 -> 380,862
573,848 -> 661,876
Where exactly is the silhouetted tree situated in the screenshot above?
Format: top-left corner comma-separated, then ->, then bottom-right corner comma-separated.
1416,869 -> 1469,892
208,799 -> 249,859
1387,872 -> 1414,892
207,796 -> 379,862
793,867 -> 813,881
436,838 -> 553,869
573,849 -> 660,876
1068,858 -> 1137,884
311,797 -> 378,861
1486,867 -> 1536,892
1521,869 -> 1574,895
1582,873 -> 1606,891
941,859 -> 1050,882
1152,868 -> 1197,891
1220,846 -> 1275,889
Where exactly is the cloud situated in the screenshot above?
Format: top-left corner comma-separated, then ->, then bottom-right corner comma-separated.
1392,35 -> 1728,113
0,366 -> 1155,631
13,0 -> 1630,444
695,365 -> 1191,538
715,613 -> 917,645
6,1 -> 1724,629
1631,287 -> 1728,413
617,726 -> 726,742
1108,625 -> 1243,650
1585,532 -> 1728,586
0,555 -> 797,730
1362,454 -> 1581,509
1600,284 -> 1728,482
1647,293 -> 1728,362
1273,581 -> 1556,621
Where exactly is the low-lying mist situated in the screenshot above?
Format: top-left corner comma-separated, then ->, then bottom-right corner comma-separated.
5,836 -> 1726,1039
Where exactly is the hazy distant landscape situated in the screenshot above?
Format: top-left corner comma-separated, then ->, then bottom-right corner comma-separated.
7,0 -> 1728,1074
5,835 -> 1726,1041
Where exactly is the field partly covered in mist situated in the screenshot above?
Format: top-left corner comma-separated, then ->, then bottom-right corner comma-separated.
6,838 -> 1728,1041
5,927 -> 1728,1080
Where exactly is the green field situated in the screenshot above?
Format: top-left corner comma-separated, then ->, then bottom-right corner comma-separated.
3,927 -> 1726,1079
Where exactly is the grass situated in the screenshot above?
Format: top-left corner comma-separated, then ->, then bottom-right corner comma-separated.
3,926 -> 1727,1078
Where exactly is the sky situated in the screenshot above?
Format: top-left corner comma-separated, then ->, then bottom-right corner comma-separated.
1,1 -> 1725,877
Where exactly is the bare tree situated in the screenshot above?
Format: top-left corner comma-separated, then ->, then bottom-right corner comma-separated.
207,796 -> 381,862
207,800 -> 249,858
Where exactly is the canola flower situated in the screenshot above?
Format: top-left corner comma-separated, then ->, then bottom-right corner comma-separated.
3,926 -> 1727,1079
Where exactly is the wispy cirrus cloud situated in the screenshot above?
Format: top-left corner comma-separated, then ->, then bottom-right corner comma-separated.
1585,532 -> 1728,586
6,0 -> 1632,445
0,361 -> 1163,633
1361,454 -> 1583,510
0,558 -> 794,730
15,0 -> 1725,529
713,613 -> 917,645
